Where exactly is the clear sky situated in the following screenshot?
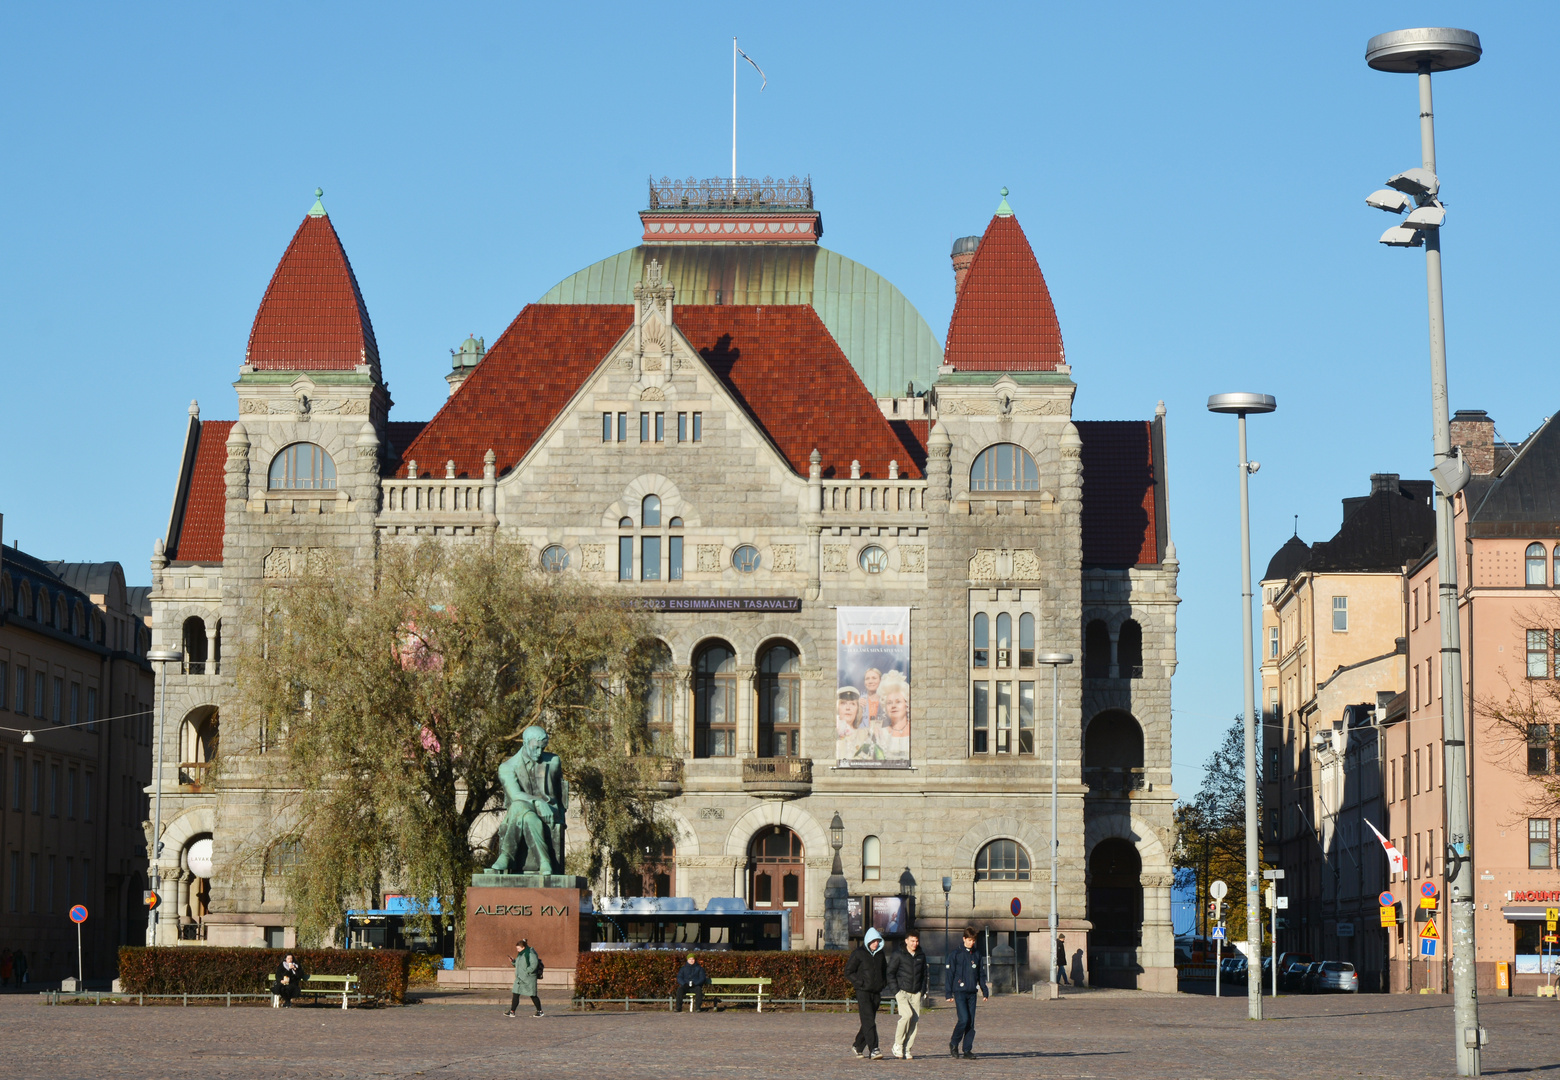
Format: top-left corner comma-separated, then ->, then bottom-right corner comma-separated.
2,2 -> 1556,799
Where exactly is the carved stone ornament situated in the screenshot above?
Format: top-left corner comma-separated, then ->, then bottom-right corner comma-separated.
969,549 -> 999,582
898,545 -> 925,573
580,545 -> 605,572
770,544 -> 797,572
640,385 -> 666,401
263,547 -> 326,579
697,544 -> 723,573
940,396 -> 1070,417
823,545 -> 849,573
1012,549 -> 1042,580
239,399 -> 266,414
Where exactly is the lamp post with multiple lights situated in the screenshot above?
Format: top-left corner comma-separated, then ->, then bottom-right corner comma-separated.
1207,392 -> 1276,1022
1364,26 -> 1484,1075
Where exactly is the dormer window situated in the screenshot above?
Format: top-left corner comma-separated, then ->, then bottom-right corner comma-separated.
268,443 -> 336,490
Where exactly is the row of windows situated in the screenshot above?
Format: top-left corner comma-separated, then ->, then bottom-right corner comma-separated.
1388,745 -> 1441,802
1266,597 -> 1350,660
0,662 -> 97,728
857,835 -> 1030,882
2,575 -> 105,643
971,681 -> 1035,754
4,851 -> 92,915
542,538 -> 895,579
602,411 -> 703,444
3,755 -> 94,819
1527,630 -> 1560,679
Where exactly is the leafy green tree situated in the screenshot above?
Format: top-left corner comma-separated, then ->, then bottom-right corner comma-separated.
235,539 -> 674,957
1173,716 -> 1267,942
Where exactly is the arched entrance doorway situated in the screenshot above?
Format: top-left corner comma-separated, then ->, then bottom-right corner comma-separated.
748,825 -> 804,929
1087,837 -> 1143,987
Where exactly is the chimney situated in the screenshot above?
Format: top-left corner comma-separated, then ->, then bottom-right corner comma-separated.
951,235 -> 980,297
1450,409 -> 1495,475
1369,473 -> 1401,495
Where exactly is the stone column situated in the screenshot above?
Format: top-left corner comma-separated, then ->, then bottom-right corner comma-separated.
156,867 -> 181,945
177,870 -> 193,923
1140,872 -> 1176,993
736,666 -> 756,757
674,665 -> 693,758
205,627 -> 219,676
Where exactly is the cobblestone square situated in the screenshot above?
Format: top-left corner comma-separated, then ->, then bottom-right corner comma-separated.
9,988 -> 1560,1079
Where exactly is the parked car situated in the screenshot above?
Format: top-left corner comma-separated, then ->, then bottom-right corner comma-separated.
1314,961 -> 1359,993
1223,956 -> 1249,984
1280,960 -> 1312,992
1300,961 -> 1327,993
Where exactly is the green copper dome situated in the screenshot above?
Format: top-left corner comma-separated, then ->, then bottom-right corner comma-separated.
539,244 -> 943,397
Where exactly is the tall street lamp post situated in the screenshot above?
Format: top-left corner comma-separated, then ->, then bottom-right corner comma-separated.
144,647 -> 182,946
1364,26 -> 1484,1075
825,811 -> 848,948
1207,392 -> 1276,1022
1036,651 -> 1074,1000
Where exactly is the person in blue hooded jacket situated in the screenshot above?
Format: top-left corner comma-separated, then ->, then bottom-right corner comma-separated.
944,926 -> 989,1059
844,927 -> 889,1059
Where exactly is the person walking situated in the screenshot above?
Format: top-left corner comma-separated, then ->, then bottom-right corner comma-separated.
885,932 -> 928,1059
273,954 -> 305,1008
944,926 -> 989,1060
674,953 -> 710,1013
506,939 -> 543,1017
12,950 -> 27,986
844,927 -> 889,1059
1055,934 -> 1071,986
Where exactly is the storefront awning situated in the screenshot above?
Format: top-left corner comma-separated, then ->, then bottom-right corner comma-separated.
1501,905 -> 1555,921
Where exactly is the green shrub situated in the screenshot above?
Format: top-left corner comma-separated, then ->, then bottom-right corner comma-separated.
116,947 -> 410,1003
407,953 -> 443,987
574,950 -> 853,1001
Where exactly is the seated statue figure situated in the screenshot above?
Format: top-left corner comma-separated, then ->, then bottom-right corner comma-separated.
487,725 -> 565,875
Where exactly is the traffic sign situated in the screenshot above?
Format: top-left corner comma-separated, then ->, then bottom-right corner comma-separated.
1420,896 -> 1438,909
1548,907 -> 1558,928
1210,880 -> 1228,900
1421,881 -> 1438,899
1380,906 -> 1398,927
1421,937 -> 1438,957
1010,897 -> 1022,917
1544,935 -> 1558,945
1420,917 -> 1440,940
1211,925 -> 1227,941
143,890 -> 160,910
69,904 -> 88,924
1378,891 -> 1396,908
1275,896 -> 1289,909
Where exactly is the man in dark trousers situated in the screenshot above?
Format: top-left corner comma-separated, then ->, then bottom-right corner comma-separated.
886,932 -> 929,1059
1055,933 -> 1071,986
273,953 -> 306,1008
674,953 -> 710,1013
944,926 -> 989,1059
844,927 -> 889,1059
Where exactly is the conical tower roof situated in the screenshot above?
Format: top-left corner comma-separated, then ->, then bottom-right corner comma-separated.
943,195 -> 1064,372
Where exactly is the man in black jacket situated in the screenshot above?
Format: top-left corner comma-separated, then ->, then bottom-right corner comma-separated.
844,927 -> 889,1059
674,954 -> 710,1013
273,954 -> 306,1008
885,933 -> 928,1059
944,927 -> 989,1059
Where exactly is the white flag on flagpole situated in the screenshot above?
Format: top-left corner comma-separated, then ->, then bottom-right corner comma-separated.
1365,818 -> 1406,875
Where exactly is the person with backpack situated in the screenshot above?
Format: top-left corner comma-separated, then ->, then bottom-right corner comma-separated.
506,939 -> 543,1017
844,927 -> 889,1059
885,932 -> 929,1059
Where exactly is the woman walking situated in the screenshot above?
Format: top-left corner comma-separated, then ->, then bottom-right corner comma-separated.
506,939 -> 543,1018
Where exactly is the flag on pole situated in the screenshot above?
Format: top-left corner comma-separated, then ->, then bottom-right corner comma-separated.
1365,818 -> 1407,875
736,43 -> 766,91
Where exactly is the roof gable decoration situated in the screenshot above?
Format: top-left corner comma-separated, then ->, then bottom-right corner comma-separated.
936,372 -> 1075,419
630,258 -> 683,387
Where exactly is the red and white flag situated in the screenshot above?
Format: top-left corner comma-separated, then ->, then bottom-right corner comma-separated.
1366,819 -> 1407,875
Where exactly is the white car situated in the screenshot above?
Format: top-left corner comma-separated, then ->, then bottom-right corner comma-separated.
1314,961 -> 1359,993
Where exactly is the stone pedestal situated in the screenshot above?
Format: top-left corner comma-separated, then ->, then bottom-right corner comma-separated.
465,874 -> 590,985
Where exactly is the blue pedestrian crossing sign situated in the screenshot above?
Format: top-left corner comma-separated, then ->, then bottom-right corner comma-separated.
1420,937 -> 1438,957
1211,926 -> 1227,941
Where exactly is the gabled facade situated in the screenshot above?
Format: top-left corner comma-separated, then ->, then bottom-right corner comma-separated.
147,182 -> 1179,989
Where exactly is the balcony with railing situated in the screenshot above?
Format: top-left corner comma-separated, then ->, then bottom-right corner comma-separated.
741,756 -> 812,799
817,479 -> 926,517
178,761 -> 212,793
379,462 -> 497,533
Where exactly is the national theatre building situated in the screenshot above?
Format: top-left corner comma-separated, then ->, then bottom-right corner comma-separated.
147,177 -> 1180,990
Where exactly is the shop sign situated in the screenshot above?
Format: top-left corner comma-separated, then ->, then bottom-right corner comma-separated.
629,596 -> 802,613
1512,890 -> 1560,903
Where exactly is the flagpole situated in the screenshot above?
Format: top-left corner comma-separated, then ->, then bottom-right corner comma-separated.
731,37 -> 737,184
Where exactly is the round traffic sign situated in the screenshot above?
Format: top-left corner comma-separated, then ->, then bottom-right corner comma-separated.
1210,880 -> 1228,900
69,904 -> 88,924
1379,891 -> 1396,907
1010,897 -> 1022,917
1421,881 -> 1438,898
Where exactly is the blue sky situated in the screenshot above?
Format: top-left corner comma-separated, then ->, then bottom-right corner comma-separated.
2,3 -> 1556,799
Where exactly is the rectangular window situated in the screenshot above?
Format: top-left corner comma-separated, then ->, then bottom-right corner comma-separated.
0,660 -> 6,710
1413,664 -> 1420,711
86,688 -> 96,731
642,536 -> 661,581
995,681 -> 1012,754
1268,626 -> 1279,657
640,412 -> 650,442
67,768 -> 77,819
972,682 -> 989,754
1267,687 -> 1279,720
34,672 -> 45,717
47,854 -> 55,913
49,764 -> 59,816
83,773 -> 93,822
669,535 -> 683,580
7,852 -> 17,912
1332,596 -> 1348,632
10,758 -> 20,811
1018,681 -> 1035,754
70,683 -> 79,726
14,666 -> 23,714
82,859 -> 91,906
31,761 -> 41,813
1532,818 -> 1552,869
1414,749 -> 1421,794
1531,630 -> 1551,679
618,536 -> 633,582
692,412 -> 702,442
655,412 -> 665,443
603,412 -> 613,441
28,853 -> 37,913
616,412 -> 627,442
65,857 -> 73,907
678,413 -> 687,442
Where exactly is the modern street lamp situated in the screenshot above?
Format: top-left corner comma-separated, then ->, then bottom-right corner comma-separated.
145,646 -> 182,946
1364,26 -> 1484,1076
1036,651 -> 1074,999
1207,391 -> 1276,1022
942,875 -> 952,958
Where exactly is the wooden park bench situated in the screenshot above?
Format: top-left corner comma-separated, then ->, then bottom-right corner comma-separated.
267,972 -> 359,1010
702,976 -> 771,1012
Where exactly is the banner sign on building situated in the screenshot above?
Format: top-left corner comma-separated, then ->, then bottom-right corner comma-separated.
835,607 -> 911,769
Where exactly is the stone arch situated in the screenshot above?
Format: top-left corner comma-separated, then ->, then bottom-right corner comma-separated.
602,474 -> 702,529
659,806 -> 701,857
748,620 -> 820,668
722,802 -> 829,860
1083,809 -> 1170,876
1084,709 -> 1144,770
950,815 -> 1049,872
158,804 -> 217,870
682,621 -> 753,667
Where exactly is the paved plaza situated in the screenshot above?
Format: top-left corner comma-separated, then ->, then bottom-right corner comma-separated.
9,988 -> 1560,1079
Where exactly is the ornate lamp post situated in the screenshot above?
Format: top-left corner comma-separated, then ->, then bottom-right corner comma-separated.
144,646 -> 182,946
824,812 -> 848,948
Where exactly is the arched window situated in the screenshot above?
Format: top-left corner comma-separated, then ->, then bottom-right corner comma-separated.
540,545 -> 569,572
1019,612 -> 1035,667
975,839 -> 1031,881
55,597 -> 67,629
970,443 -> 1039,492
758,641 -> 801,757
642,495 -> 661,528
1084,620 -> 1111,678
36,588 -> 50,625
694,642 -> 737,758
15,580 -> 29,618
178,707 -> 219,789
862,835 -> 881,881
995,613 -> 1012,668
268,443 -> 336,490
183,616 -> 208,675
1528,543 -> 1548,586
1118,620 -> 1143,679
642,640 -> 675,751
748,826 -> 804,923
859,545 -> 888,573
619,518 -> 634,581
972,613 -> 989,668
1553,544 -> 1560,586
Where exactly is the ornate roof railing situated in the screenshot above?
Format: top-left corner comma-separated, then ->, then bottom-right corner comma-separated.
648,175 -> 813,212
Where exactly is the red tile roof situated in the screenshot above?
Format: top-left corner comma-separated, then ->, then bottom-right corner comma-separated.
943,213 -> 1065,372
246,213 -> 381,374
1077,420 -> 1159,566
400,304 -> 920,481
169,420 -> 233,564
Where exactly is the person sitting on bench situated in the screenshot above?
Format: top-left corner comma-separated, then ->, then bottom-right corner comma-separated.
274,954 -> 306,1008
675,954 -> 710,1012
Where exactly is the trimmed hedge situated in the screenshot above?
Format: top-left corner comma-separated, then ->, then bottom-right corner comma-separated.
574,950 -> 852,1001
117,947 -> 410,1003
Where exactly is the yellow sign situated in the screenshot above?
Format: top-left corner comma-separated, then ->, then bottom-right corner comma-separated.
1420,917 -> 1440,940
1380,908 -> 1398,927
1544,934 -> 1558,944
1419,896 -> 1437,909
